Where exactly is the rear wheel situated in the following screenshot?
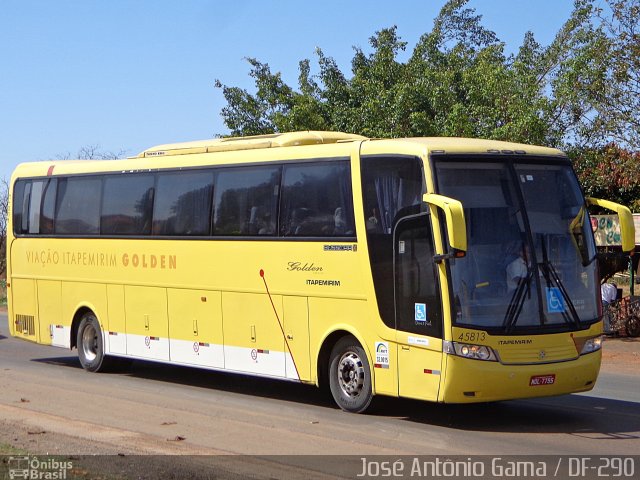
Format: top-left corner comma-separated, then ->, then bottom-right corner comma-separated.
328,336 -> 373,413
77,312 -> 109,372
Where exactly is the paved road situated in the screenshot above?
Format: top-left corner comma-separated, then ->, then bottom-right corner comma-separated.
1,311 -> 639,466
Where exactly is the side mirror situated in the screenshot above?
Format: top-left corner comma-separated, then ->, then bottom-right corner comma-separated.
423,193 -> 467,256
586,197 -> 635,252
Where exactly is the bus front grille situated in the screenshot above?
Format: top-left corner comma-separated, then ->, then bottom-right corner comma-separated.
497,344 -> 578,364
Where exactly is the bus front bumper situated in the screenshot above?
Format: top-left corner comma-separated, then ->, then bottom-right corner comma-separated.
441,351 -> 601,403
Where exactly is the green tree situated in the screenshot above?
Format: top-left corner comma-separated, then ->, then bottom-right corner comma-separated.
215,0 -> 640,207
571,144 -> 640,210
216,1 -> 639,146
215,0 -> 615,147
547,0 -> 640,150
589,0 -> 639,148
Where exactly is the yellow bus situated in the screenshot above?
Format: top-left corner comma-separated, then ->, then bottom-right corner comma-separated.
7,131 -> 634,413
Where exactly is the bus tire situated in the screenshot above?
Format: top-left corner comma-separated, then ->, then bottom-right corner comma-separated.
77,312 -> 109,372
328,336 -> 373,413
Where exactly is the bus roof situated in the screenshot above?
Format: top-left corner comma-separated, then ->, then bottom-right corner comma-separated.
360,136 -> 565,157
138,131 -> 367,158
139,132 -> 564,158
11,132 -> 566,180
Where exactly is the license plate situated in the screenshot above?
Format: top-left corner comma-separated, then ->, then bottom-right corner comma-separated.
529,374 -> 556,386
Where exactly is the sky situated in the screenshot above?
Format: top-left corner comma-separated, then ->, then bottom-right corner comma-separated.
0,0 -> 577,183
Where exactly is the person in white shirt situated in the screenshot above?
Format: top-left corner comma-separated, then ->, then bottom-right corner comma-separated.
601,282 -> 618,333
601,282 -> 618,305
506,242 -> 529,292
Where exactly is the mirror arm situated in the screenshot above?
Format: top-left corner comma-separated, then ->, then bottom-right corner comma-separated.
433,249 -> 466,264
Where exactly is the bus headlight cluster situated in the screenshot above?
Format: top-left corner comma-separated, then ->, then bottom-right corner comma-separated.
444,341 -> 498,361
580,336 -> 602,355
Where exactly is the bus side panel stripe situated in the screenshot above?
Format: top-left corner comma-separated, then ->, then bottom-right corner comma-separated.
169,338 -> 225,369
108,333 -> 299,381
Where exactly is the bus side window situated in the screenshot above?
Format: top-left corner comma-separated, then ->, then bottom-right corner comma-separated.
279,161 -> 355,237
23,179 -> 58,235
55,177 -> 102,235
153,170 -> 214,236
28,181 -> 45,234
12,180 -> 28,235
213,166 -> 280,236
40,179 -> 57,234
101,174 -> 155,235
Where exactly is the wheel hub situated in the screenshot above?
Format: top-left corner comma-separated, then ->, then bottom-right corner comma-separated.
337,351 -> 364,397
81,324 -> 98,362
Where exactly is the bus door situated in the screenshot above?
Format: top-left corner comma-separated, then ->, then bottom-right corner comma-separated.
394,214 -> 444,401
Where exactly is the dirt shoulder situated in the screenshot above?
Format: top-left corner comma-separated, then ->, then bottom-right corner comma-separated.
600,335 -> 639,374
0,419 -> 338,480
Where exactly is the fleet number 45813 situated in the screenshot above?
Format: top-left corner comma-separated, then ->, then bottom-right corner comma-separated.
457,332 -> 486,342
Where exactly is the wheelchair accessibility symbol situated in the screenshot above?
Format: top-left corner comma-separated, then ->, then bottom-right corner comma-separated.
415,303 -> 427,323
546,287 -> 566,313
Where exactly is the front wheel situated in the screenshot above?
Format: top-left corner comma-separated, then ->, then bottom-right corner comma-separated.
328,336 -> 373,413
77,312 -> 108,372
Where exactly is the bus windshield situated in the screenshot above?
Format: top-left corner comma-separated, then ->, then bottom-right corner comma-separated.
435,159 -> 599,333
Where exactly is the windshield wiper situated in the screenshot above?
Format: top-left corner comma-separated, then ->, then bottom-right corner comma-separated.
502,258 -> 582,331
539,241 -> 581,327
503,269 -> 533,333
538,260 -> 581,327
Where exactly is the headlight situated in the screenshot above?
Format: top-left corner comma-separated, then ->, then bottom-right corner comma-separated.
444,341 -> 498,361
580,336 -> 602,355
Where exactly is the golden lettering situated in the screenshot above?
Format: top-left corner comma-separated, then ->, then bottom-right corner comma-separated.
120,252 -> 177,270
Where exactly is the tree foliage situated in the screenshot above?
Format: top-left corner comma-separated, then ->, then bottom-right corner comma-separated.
592,0 -> 640,148
214,0 -> 639,206
216,1 -> 632,144
571,144 -> 640,210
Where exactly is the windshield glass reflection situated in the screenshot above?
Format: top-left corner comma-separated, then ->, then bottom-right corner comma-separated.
436,160 -> 598,332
